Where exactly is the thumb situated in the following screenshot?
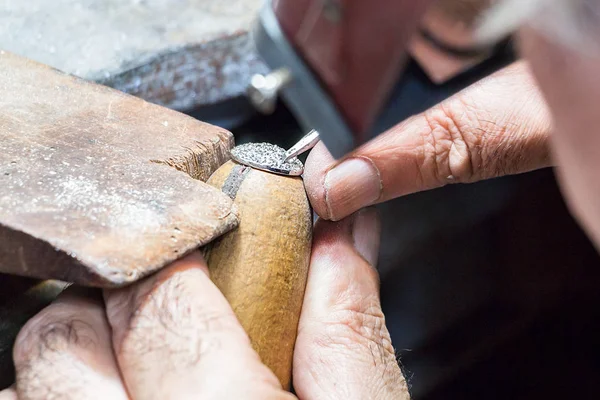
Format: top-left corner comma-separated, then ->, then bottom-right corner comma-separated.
304,61 -> 552,221
293,208 -> 409,400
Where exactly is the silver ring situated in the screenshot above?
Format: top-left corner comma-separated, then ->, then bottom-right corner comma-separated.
230,142 -> 304,176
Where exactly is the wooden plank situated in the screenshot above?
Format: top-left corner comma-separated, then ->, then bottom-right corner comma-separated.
0,0 -> 267,111
0,51 -> 238,287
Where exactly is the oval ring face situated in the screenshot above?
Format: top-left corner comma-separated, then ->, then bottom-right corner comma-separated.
230,142 -> 304,176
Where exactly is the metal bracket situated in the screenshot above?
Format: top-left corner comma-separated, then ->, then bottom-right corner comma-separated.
251,0 -> 354,159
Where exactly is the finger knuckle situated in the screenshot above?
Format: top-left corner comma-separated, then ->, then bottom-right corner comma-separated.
13,306 -> 98,365
129,270 -> 238,335
304,302 -> 406,393
420,97 -> 481,184
315,302 -> 397,367
117,270 -> 240,368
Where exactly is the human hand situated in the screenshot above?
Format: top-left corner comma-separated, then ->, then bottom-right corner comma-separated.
304,61 -> 553,221
0,209 -> 408,400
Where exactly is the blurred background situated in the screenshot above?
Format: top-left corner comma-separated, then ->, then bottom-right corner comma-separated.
1,0 -> 600,398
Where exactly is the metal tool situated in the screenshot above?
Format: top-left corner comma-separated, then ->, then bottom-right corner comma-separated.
248,0 -> 433,159
284,129 -> 320,162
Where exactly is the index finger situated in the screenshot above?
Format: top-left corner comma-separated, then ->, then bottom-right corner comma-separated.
103,252 -> 291,400
304,61 -> 552,221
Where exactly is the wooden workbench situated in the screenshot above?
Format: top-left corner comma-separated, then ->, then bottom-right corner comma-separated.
0,0 -> 267,111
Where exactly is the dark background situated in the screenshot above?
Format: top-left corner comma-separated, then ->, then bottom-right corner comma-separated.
224,47 -> 600,399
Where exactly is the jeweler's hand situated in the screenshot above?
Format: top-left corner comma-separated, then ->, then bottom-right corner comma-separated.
304,61 -> 553,221
0,209 -> 408,400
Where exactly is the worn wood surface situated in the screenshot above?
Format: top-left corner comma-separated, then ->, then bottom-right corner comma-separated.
0,51 -> 238,287
0,0 -> 267,111
205,161 -> 312,390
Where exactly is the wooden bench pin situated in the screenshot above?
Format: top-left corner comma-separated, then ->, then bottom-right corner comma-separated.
205,142 -> 313,390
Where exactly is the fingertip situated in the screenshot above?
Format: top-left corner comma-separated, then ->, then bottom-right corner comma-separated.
168,250 -> 210,277
304,142 -> 335,220
324,156 -> 382,221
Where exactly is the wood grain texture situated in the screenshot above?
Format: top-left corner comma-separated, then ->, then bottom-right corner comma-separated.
206,161 -> 312,390
0,51 -> 238,287
0,0 -> 268,111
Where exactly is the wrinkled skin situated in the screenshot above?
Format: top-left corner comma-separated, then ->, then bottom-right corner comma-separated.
0,210 -> 408,400
3,0 -> 600,398
304,61 -> 552,221
303,32 -> 600,249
